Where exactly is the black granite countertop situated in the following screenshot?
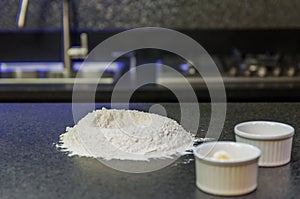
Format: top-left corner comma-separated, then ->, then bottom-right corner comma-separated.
0,103 -> 300,199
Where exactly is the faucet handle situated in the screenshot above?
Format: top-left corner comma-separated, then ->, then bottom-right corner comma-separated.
67,32 -> 88,58
80,33 -> 88,51
17,0 -> 29,28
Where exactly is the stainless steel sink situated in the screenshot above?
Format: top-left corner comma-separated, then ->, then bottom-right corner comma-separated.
1,62 -> 300,90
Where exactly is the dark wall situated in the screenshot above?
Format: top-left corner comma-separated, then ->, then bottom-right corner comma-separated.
2,0 -> 300,31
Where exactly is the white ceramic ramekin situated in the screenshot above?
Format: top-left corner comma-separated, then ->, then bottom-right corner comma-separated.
193,141 -> 261,196
234,121 -> 294,167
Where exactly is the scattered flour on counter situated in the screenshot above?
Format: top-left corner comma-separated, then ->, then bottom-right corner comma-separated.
57,108 -> 194,161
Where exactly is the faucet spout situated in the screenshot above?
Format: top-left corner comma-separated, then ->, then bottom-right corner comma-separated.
17,0 -> 29,28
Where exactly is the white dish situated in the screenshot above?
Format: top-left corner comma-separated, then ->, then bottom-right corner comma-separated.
234,121 -> 294,167
193,141 -> 261,196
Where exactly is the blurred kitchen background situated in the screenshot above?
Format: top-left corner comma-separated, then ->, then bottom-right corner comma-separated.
1,0 -> 300,102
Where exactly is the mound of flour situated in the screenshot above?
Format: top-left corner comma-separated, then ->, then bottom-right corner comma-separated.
57,108 -> 194,161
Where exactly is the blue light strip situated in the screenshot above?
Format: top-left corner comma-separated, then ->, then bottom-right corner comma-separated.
0,61 -> 125,73
180,63 -> 189,71
72,61 -> 124,72
0,62 -> 64,73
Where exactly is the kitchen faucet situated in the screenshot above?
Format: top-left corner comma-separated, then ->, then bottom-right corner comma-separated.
62,0 -> 88,77
17,0 -> 88,77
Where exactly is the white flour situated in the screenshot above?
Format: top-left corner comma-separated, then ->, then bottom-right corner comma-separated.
57,108 -> 194,161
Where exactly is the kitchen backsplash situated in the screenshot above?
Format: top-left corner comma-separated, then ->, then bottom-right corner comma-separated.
1,0 -> 300,31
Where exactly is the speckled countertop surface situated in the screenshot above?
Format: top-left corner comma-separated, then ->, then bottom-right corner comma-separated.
0,103 -> 300,199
